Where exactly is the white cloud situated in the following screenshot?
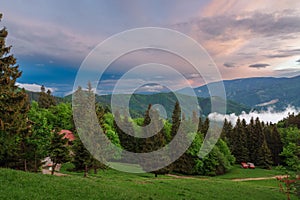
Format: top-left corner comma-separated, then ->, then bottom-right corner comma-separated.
209,105 -> 300,124
16,82 -> 56,93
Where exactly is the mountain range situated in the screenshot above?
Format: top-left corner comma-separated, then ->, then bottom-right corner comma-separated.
26,75 -> 300,117
178,75 -> 300,110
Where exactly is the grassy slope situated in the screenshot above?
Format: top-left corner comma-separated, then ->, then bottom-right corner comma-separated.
0,166 -> 297,200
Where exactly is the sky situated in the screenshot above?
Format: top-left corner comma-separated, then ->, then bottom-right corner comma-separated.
1,0 -> 300,96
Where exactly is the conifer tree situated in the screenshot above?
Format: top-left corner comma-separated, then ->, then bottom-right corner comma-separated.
49,130 -> 70,175
221,118 -> 233,141
231,118 -> 249,163
38,85 -> 56,109
72,135 -> 94,177
0,14 -> 30,168
140,108 -> 170,177
265,125 -> 283,165
257,140 -> 273,168
170,101 -> 181,141
201,118 -> 210,137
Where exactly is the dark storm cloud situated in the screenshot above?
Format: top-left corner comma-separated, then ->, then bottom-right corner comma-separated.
265,54 -> 292,58
223,62 -> 237,68
249,63 -> 270,69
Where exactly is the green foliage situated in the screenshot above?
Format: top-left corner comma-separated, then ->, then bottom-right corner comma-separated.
230,118 -> 249,163
49,130 -> 70,174
140,106 -> 171,176
279,127 -> 300,171
25,101 -> 52,171
37,85 -> 56,109
256,140 -> 273,169
280,143 -> 300,171
71,135 -> 107,177
48,103 -> 74,130
88,93 -> 250,119
0,15 -> 30,169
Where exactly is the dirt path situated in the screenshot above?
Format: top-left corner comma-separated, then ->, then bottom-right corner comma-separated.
232,175 -> 288,182
42,169 -> 68,177
167,174 -> 288,182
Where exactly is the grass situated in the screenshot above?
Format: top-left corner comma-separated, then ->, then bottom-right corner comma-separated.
218,165 -> 283,179
0,165 -> 297,200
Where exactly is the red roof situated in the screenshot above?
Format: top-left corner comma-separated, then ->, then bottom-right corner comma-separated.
59,130 -> 75,141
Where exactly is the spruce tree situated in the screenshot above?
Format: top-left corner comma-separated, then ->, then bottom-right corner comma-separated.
72,135 -> 94,177
257,140 -> 273,169
201,118 -> 210,137
265,125 -> 283,165
221,118 -> 233,141
38,85 -> 56,109
49,129 -> 70,175
0,14 -> 30,168
170,101 -> 181,141
140,109 -> 170,177
231,118 -> 249,163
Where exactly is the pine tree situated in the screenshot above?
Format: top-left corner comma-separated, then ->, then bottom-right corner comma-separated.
169,101 -> 196,174
265,125 -> 283,165
247,117 -> 256,162
201,118 -> 210,137
143,104 -> 152,126
170,101 -> 181,141
140,109 -> 171,177
38,85 -> 56,109
257,140 -> 273,169
72,135 -> 94,177
49,129 -> 70,175
221,118 -> 233,141
0,14 -> 30,168
252,117 -> 265,164
231,118 -> 249,163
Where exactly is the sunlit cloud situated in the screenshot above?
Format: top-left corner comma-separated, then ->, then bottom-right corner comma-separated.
16,82 -> 56,92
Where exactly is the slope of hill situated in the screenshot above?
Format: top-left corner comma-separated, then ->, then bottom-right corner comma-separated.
93,92 -> 249,118
179,75 -> 300,110
0,167 -> 293,200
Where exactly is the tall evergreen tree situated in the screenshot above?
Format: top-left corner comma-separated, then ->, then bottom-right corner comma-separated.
49,129 -> 70,175
221,118 -> 233,141
264,124 -> 283,165
140,109 -> 170,177
201,118 -> 210,137
231,118 -> 249,163
0,14 -> 30,168
38,85 -> 56,109
170,101 -> 181,141
256,140 -> 273,168
72,135 -> 93,177
246,117 -> 256,162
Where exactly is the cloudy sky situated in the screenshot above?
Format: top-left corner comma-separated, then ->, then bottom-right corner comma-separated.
1,0 -> 300,96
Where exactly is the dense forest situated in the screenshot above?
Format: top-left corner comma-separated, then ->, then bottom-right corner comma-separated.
0,13 -> 299,179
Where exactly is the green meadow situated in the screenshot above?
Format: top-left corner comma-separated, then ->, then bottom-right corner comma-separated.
0,165 -> 297,200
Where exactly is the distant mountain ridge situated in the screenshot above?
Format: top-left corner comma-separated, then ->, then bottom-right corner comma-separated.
64,92 -> 249,118
178,75 -> 300,110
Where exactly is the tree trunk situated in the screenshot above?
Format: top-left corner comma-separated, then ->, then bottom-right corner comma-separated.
84,164 -> 88,178
51,163 -> 57,175
24,159 -> 27,172
94,166 -> 97,174
34,153 -> 37,172
155,173 -> 158,178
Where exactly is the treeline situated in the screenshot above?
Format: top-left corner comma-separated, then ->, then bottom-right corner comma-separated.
221,114 -> 300,171
221,118 -> 281,169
